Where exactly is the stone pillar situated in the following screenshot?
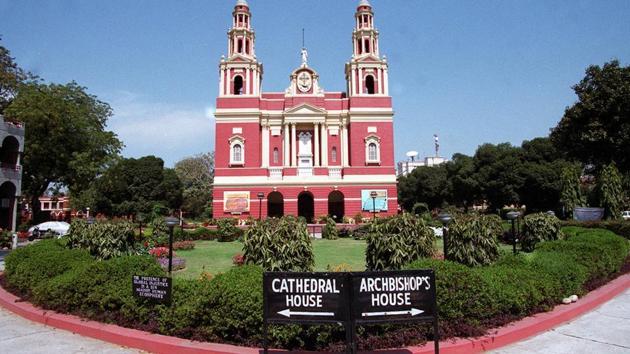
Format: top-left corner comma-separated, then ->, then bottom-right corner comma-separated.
321,124 -> 328,167
283,123 -> 289,167
342,123 -> 349,166
291,123 -> 297,167
261,124 -> 269,167
384,68 -> 389,96
314,123 -> 320,167
219,67 -> 225,96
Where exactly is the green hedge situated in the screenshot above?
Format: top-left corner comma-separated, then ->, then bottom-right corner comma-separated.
2,227 -> 628,351
561,220 -> 630,240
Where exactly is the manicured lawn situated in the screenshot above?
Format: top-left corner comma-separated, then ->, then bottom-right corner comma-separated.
174,238 -> 367,278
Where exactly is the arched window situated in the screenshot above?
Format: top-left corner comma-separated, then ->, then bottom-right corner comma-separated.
365,135 -> 381,164
237,38 -> 243,53
331,147 -> 338,163
364,39 -> 370,53
365,75 -> 375,94
245,39 -> 250,55
273,147 -> 279,164
233,76 -> 244,95
229,136 -> 245,165
233,144 -> 242,162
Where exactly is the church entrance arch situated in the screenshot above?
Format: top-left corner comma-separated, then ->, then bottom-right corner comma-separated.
297,191 -> 314,223
328,191 -> 345,222
267,192 -> 284,218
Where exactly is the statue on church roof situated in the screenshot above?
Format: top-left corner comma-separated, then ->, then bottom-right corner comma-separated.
301,47 -> 308,67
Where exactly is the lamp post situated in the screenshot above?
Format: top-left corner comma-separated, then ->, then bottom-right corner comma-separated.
137,214 -> 145,236
257,192 -> 265,221
165,216 -> 179,275
370,191 -> 378,220
506,211 -> 521,255
86,207 -> 90,218
438,213 -> 452,261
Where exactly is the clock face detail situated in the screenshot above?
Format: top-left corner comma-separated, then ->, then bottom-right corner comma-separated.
297,71 -> 312,93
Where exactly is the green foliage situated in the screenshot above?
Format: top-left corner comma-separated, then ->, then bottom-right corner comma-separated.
447,214 -> 500,267
149,217 -> 170,245
411,202 -> 429,215
561,220 -> 630,240
216,218 -> 241,242
4,81 -> 122,220
242,216 -> 314,271
0,40 -> 34,113
397,164 -> 448,210
4,239 -> 92,295
77,156 -> 183,217
322,217 -> 338,240
521,213 -> 563,252
65,219 -> 138,260
551,60 -> 630,171
0,230 -> 12,248
560,165 -> 585,218
598,163 -> 623,220
365,213 -> 435,270
174,152 -> 214,218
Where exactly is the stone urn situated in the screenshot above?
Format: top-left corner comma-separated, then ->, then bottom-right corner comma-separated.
574,207 -> 604,221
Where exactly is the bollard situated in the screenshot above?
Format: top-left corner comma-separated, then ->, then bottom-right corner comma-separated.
12,232 -> 18,249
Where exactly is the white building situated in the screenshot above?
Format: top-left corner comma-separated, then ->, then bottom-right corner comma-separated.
397,156 -> 447,177
0,115 -> 24,231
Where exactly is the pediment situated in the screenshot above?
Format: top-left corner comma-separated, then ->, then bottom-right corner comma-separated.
227,53 -> 255,63
356,54 -> 382,62
284,103 -> 326,115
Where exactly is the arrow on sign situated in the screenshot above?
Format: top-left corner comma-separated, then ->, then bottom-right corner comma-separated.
278,309 -> 335,318
362,308 -> 424,317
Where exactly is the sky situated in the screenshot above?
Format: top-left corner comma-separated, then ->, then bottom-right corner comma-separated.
1,0 -> 630,166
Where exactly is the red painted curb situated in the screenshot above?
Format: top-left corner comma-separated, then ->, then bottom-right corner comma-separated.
0,273 -> 628,354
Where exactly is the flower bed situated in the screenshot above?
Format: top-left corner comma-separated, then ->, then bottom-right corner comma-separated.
0,227 -> 628,352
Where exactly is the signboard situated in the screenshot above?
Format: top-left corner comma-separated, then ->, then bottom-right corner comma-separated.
263,272 -> 349,324
223,191 -> 250,213
361,189 -> 388,211
350,270 -> 436,324
132,275 -> 172,303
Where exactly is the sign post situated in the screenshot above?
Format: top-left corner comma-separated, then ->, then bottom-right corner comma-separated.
132,275 -> 172,304
262,270 -> 438,354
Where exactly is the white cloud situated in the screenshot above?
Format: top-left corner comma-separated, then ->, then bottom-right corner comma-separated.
105,91 -> 215,167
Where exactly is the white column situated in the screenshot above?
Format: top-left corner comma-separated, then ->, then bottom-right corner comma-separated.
314,123 -> 320,167
219,68 -> 225,96
341,123 -> 348,167
11,198 -> 18,233
384,68 -> 389,96
358,68 -> 363,95
351,68 -> 356,96
321,124 -> 328,167
245,67 -> 250,95
291,123 -> 297,167
261,124 -> 269,167
283,123 -> 289,167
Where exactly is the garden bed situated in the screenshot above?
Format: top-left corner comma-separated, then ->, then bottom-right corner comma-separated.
0,227 -> 628,351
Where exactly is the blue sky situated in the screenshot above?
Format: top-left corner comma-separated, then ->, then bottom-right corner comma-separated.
1,0 -> 629,166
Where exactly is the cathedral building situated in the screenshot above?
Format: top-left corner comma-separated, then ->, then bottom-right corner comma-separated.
212,0 -> 397,222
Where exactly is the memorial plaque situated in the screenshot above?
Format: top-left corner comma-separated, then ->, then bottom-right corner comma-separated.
350,270 -> 436,324
263,272 -> 349,324
132,275 -> 172,303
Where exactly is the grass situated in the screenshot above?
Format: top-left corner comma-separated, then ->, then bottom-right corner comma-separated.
174,235 -> 519,278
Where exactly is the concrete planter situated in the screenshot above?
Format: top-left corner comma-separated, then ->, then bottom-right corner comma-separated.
574,207 -> 605,221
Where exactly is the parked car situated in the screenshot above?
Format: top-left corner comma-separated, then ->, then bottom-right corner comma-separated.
28,221 -> 71,240
622,211 -> 630,221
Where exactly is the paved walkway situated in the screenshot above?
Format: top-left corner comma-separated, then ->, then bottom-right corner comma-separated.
491,288 -> 630,354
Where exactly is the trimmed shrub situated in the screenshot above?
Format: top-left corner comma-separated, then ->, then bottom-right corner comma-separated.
447,214 -> 500,267
322,217 -> 338,240
217,218 -> 241,242
173,241 -> 195,250
521,213 -> 563,252
0,231 -> 12,248
66,219 -> 138,260
412,202 -> 429,215
4,239 -> 92,296
366,213 -> 435,270
561,220 -> 630,240
242,216 -> 314,271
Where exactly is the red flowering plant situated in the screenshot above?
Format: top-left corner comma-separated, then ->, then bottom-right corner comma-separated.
149,247 -> 175,258
232,253 -> 245,266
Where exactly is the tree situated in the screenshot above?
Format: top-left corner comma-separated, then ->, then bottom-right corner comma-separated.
473,143 -> 523,210
4,82 -> 122,220
598,163 -> 623,220
560,165 -> 584,219
174,152 -> 214,218
397,165 -> 448,211
550,60 -> 630,172
445,153 -> 479,209
0,40 -> 34,113
80,156 -> 183,217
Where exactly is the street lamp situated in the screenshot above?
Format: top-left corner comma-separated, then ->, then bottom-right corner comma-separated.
438,213 -> 452,261
86,207 -> 90,218
257,192 -> 265,220
370,191 -> 378,220
165,216 -> 179,275
136,214 -> 145,236
506,211 -> 521,255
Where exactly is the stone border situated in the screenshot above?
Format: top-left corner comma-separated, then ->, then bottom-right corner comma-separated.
0,273 -> 628,354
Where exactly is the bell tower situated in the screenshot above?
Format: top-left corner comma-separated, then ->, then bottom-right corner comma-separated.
345,0 -> 389,96
219,0 -> 263,96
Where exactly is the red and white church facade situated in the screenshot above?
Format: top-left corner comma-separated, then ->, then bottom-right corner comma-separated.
212,0 -> 397,222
